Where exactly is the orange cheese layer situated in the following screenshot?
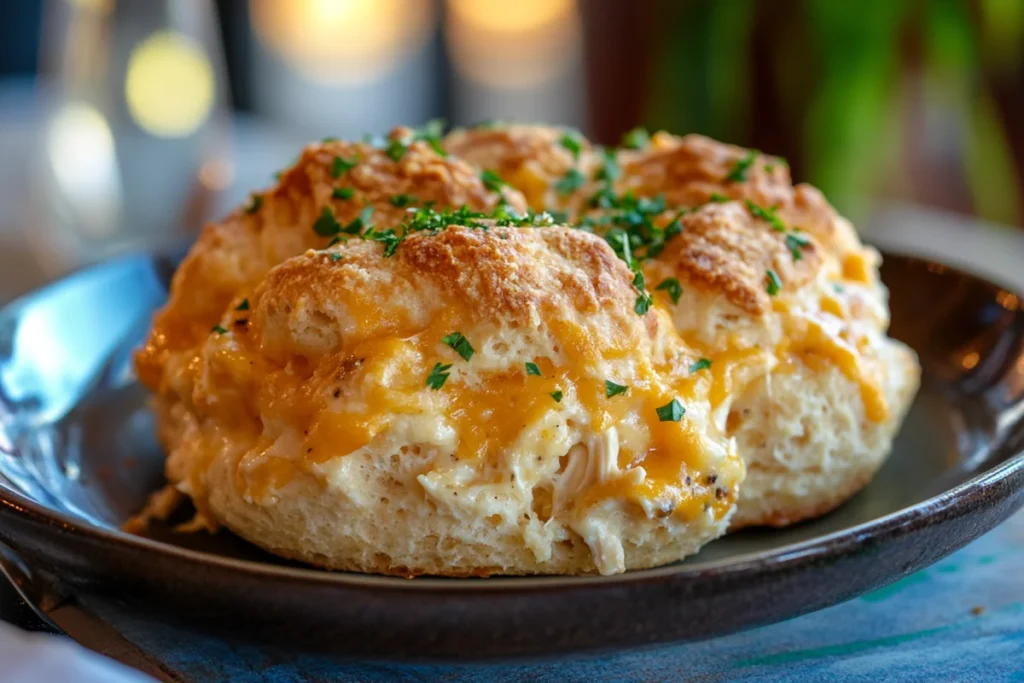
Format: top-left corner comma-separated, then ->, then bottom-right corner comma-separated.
779,317 -> 888,423
198,305 -> 730,519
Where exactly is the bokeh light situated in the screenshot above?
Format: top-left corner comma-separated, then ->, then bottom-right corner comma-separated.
250,0 -> 435,86
124,31 -> 215,138
46,102 -> 121,237
446,0 -> 581,88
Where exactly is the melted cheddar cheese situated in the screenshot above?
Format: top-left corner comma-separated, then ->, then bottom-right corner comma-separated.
192,294 -> 737,527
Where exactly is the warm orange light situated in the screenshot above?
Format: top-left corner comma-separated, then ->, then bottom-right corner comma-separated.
962,351 -> 980,370
997,291 -> 1019,311
250,0 -> 435,85
448,0 -> 569,34
446,0 -> 581,88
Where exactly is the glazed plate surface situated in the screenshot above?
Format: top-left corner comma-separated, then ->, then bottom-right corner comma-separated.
0,250 -> 1022,660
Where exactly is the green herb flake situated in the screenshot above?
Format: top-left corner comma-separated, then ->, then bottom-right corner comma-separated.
689,358 -> 712,373
365,226 -> 401,256
332,187 -> 354,200
766,269 -> 782,296
343,206 -> 375,235
441,332 -> 475,361
480,169 -> 506,193
525,362 -> 542,377
605,380 -> 629,398
555,168 -> 585,195
385,139 -> 407,161
331,155 -> 358,178
663,215 -> 684,241
235,299 -> 250,311
330,252 -> 343,262
744,199 -> 786,232
559,130 -> 584,159
312,206 -> 342,236
595,148 -> 621,182
550,390 -> 563,403
725,149 -> 758,182
785,232 -> 812,261
635,292 -> 652,315
245,194 -> 263,215
426,362 -> 453,390
211,324 -> 228,335
655,278 -> 683,304
709,192 -> 729,203
621,127 -> 650,150
414,119 -> 448,156
656,398 -> 686,422
389,194 -> 415,208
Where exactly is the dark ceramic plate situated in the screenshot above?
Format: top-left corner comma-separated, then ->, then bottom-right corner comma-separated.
0,250 -> 1023,661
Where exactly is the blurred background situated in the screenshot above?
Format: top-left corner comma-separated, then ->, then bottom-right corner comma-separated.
0,0 -> 1021,299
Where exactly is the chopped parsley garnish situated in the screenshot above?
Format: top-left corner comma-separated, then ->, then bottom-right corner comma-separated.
525,362 -> 542,376
327,235 -> 346,247
559,130 -> 584,159
365,226 -> 401,256
343,206 -> 375,235
389,194 -> 415,207
635,293 -> 653,315
744,199 -> 786,232
332,187 -> 354,200
594,148 -> 621,182
766,269 -> 782,296
481,169 -> 505,193
588,187 -> 618,210
385,139 -> 407,161
321,136 -> 339,143
709,192 -> 729,203
384,120 -> 448,160
415,119 -> 448,156
591,193 -> 678,315
403,205 -> 487,234
331,155 -> 358,178
655,278 -> 683,304
441,332 -> 475,361
245,194 -> 263,214
763,163 -> 775,173
785,232 -> 812,261
725,149 -> 758,182
663,214 -> 684,240
313,206 -> 341,236
555,168 -> 585,195
689,358 -> 712,373
656,398 -> 686,422
550,390 -> 563,403
621,127 -> 650,150
211,324 -> 228,335
605,380 -> 629,398
633,269 -> 652,314
235,299 -> 250,311
425,362 -> 453,390
330,252 -> 343,262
